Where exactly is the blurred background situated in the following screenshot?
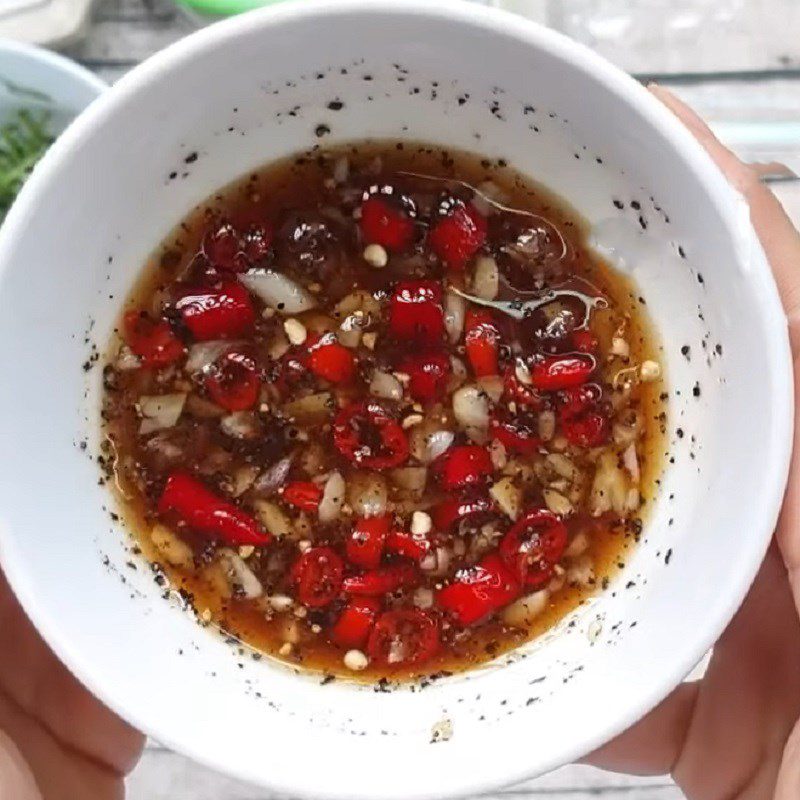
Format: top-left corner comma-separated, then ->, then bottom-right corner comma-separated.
0,0 -> 797,797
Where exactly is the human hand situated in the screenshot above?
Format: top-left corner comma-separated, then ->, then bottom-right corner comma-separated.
586,86 -> 800,799
0,568 -> 144,799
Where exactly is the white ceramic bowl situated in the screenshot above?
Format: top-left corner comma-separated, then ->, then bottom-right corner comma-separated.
0,3 -> 792,798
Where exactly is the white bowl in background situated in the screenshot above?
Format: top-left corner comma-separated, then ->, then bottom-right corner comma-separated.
0,39 -> 105,129
0,3 -> 792,798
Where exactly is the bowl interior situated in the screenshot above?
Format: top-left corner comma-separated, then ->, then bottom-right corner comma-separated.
0,3 -> 790,799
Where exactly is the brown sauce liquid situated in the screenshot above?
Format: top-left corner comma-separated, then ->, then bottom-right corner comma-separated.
102,142 -> 665,682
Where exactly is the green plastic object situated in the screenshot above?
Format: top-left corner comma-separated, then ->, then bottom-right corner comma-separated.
175,0 -> 285,19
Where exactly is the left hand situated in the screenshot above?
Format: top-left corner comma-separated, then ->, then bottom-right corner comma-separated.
0,568 -> 144,800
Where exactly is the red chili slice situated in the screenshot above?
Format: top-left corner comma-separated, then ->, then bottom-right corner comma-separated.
436,554 -> 520,626
385,530 -> 430,561
557,384 -> 602,421
431,445 -> 493,491
562,410 -> 610,448
489,413 -> 541,455
333,401 -> 409,470
431,493 -> 494,532
306,332 -> 356,384
342,563 -> 418,596
530,354 -> 595,391
158,471 -> 269,546
123,311 -> 185,367
203,221 -> 273,272
240,222 -> 273,263
388,280 -> 444,346
360,196 -> 415,252
345,515 -> 390,569
571,328 -> 598,354
205,351 -> 260,411
203,222 -> 244,272
396,350 -> 450,403
367,609 -> 439,666
429,202 -> 487,271
330,597 -> 381,649
499,508 -> 568,588
282,481 -> 323,512
290,547 -> 344,608
556,384 -> 609,447
464,309 -> 501,377
503,368 -> 543,410
176,280 -> 256,340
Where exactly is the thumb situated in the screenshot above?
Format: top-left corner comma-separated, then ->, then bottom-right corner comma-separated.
649,84 -> 800,357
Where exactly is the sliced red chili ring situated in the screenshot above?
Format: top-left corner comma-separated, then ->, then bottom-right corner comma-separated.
345,515 -> 390,569
367,609 -> 439,666
530,354 -> 595,392
557,384 -> 603,421
240,222 -> 273,263
431,445 -> 493,491
499,508 -> 568,588
464,309 -> 501,377
330,597 -> 381,649
562,410 -> 610,448
571,328 -> 598,354
342,563 -> 418,596
431,493 -> 494,532
396,350 -> 450,403
203,221 -> 273,272
123,310 -> 185,367
503,368 -> 543,410
281,481 -> 323,512
385,530 -> 430,561
489,413 -> 541,455
205,351 -> 260,411
176,280 -> 256,341
556,384 -> 609,447
429,202 -> 487,271
306,332 -> 356,384
333,401 -> 409,470
360,196 -> 415,252
203,222 -> 244,272
437,553 -> 520,626
290,546 -> 344,608
388,280 -> 444,346
158,471 -> 269,546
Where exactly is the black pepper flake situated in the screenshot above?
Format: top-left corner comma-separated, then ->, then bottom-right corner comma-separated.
630,200 -> 641,210
314,124 -> 331,138
697,273 -> 705,284
612,198 -> 624,209
638,215 -> 647,230
692,383 -> 701,398
676,428 -> 684,439
184,152 -> 198,164
168,171 -> 178,180
665,548 -> 673,564
327,100 -> 344,111
681,345 -> 690,360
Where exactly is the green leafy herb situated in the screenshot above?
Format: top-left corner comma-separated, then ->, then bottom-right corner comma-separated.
0,108 -> 53,221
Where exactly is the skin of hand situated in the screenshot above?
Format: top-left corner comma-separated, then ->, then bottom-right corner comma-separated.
0,86 -> 798,800
0,568 -> 144,799
586,86 -> 800,800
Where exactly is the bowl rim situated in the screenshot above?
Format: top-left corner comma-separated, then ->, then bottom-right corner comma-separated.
0,38 -> 107,97
0,2 -> 793,797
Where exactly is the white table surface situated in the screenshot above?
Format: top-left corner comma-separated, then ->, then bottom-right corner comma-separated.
54,1 -> 800,797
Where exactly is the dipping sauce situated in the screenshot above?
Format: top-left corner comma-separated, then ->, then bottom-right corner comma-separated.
102,143 -> 664,681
